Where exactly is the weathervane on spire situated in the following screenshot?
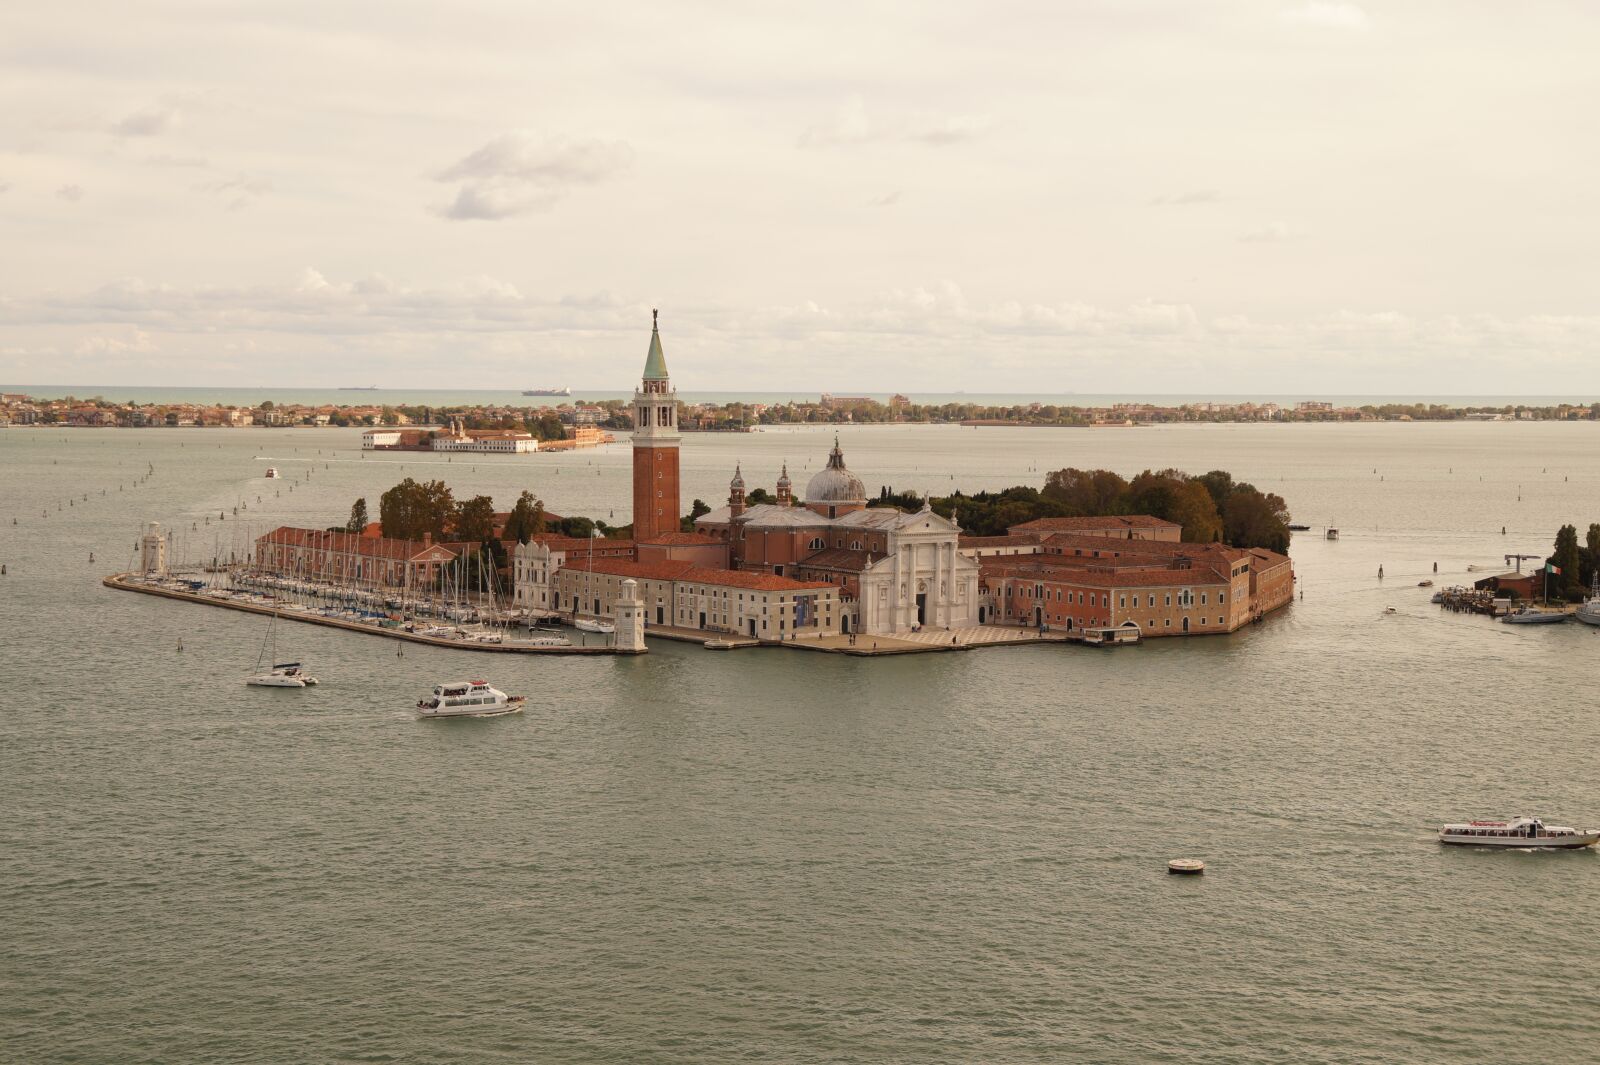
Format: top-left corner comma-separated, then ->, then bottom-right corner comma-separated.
652,308 -> 658,325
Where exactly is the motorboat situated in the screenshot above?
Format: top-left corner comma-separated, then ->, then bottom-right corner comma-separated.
247,662 -> 319,688
1287,523 -> 1310,532
523,634 -> 573,648
574,617 -> 615,634
1418,579 -> 1433,588
264,467 -> 280,478
1325,528 -> 1339,541
1577,576 -> 1600,627
1439,817 -> 1600,849
417,681 -> 525,718
1502,606 -> 1568,625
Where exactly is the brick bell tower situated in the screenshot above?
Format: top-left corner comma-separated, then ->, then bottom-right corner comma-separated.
631,309 -> 680,541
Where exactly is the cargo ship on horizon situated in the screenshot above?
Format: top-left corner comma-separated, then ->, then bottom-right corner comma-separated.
522,387 -> 572,397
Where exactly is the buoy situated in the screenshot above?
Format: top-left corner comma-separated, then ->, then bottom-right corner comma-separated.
1168,859 -> 1205,875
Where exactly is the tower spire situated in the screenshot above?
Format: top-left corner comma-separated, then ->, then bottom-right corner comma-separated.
643,309 -> 669,381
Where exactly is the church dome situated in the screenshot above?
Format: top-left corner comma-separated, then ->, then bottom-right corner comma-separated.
805,438 -> 866,504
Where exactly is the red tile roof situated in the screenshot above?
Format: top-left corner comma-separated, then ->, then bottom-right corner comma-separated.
637,532 -> 724,546
793,548 -> 874,572
258,526 -> 458,562
561,556 -> 832,591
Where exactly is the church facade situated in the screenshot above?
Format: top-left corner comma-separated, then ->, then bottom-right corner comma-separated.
694,438 -> 980,636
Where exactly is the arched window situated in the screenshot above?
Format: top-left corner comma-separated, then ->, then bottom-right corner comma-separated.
809,537 -> 825,550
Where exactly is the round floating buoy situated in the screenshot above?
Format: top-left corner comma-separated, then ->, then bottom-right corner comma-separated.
1168,859 -> 1205,875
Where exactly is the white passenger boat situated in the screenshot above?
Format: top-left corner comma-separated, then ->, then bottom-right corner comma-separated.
417,680 -> 525,718
574,617 -> 615,634
1439,817 -> 1600,849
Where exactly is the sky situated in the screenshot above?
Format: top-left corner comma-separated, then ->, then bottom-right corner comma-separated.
1,1 -> 1597,394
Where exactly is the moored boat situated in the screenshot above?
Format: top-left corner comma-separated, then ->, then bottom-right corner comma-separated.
1577,576 -> 1600,627
1439,817 -> 1599,849
1502,606 -> 1568,625
264,467 -> 280,479
417,680 -> 525,718
574,617 -> 615,634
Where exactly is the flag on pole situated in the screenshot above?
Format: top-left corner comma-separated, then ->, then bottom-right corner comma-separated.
1547,563 -> 1562,575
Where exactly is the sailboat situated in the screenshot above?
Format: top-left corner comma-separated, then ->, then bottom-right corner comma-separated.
574,529 -> 615,634
246,611 -> 319,687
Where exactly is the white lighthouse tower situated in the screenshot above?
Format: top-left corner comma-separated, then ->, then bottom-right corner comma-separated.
140,522 -> 168,575
613,578 -> 646,653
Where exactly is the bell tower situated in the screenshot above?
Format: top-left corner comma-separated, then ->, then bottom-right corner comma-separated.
631,309 -> 681,541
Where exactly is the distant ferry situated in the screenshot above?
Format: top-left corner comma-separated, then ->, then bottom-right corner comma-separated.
522,387 -> 572,397
338,386 -> 379,390
1439,817 -> 1600,849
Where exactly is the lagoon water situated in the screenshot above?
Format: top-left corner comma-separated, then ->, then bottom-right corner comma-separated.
3,421 -> 1599,1063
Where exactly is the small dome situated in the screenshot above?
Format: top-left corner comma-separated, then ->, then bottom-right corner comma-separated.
776,462 -> 791,488
805,438 -> 866,504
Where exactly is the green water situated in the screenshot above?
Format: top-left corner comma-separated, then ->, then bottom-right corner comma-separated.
3,423 -> 1598,1063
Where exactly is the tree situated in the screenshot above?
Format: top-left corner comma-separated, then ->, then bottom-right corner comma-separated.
1583,523 -> 1600,589
454,494 -> 497,544
1222,486 -> 1291,553
504,491 -> 547,544
1168,479 -> 1224,543
346,497 -> 369,533
379,478 -> 455,541
555,516 -> 596,539
1042,468 -> 1129,515
1547,524 -> 1582,599
747,488 -> 776,505
1195,470 -> 1235,511
681,498 -> 711,532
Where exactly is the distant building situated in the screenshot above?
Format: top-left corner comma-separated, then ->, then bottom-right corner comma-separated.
254,527 -> 459,589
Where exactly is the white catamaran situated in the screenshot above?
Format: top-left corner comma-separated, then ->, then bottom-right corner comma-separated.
246,611 -> 319,688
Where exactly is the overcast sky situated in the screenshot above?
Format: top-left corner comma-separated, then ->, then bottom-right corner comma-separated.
2,1 -> 1597,393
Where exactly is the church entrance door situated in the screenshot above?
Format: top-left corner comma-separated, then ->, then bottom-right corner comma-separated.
916,593 -> 926,625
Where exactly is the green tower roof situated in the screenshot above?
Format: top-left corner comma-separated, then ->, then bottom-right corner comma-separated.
642,309 -> 669,381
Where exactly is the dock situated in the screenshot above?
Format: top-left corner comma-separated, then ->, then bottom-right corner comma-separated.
102,574 -> 642,655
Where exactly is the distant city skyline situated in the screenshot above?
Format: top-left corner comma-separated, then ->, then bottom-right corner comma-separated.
3,2 -> 1597,392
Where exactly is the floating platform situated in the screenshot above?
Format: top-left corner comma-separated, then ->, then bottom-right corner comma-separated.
102,574 -> 643,655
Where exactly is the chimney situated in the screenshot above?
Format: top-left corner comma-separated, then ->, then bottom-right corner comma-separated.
423,532 -> 432,547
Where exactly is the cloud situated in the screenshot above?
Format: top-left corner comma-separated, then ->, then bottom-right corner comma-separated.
110,105 -> 180,137
433,132 -> 632,221
1240,221 -> 1305,242
799,98 -> 990,149
55,184 -> 85,202
75,328 -> 155,356
195,174 -> 271,210
1281,2 -> 1371,31
145,153 -> 209,169
1150,190 -> 1220,206
868,190 -> 902,208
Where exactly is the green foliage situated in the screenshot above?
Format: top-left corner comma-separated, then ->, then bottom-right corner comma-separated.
1548,524 -> 1583,599
378,478 -> 455,542
746,488 -> 776,506
929,467 -> 1289,551
681,499 -> 711,532
554,516 -> 596,539
345,497 -> 369,534
453,495 -> 497,544
504,490 -> 546,544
